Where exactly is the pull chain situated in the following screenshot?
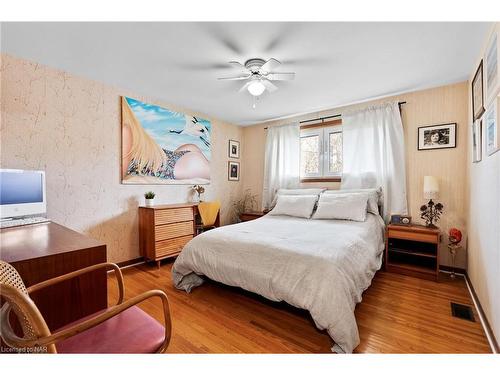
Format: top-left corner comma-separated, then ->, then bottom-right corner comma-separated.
252,96 -> 259,109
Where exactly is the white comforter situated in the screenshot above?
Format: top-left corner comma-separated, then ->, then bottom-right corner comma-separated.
172,214 -> 385,353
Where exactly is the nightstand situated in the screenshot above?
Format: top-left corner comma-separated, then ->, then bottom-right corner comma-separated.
385,224 -> 440,281
239,211 -> 265,222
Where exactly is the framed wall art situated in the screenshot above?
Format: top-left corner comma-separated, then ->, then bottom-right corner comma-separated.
472,60 -> 486,121
121,96 -> 211,185
485,97 -> 499,156
417,123 -> 457,150
228,161 -> 240,181
472,118 -> 482,163
228,139 -> 240,158
485,31 -> 500,105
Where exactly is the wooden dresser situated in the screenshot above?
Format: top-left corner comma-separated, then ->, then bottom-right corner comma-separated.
139,203 -> 218,267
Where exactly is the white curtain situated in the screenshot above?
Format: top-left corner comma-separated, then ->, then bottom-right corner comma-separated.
341,102 -> 407,221
262,123 -> 300,210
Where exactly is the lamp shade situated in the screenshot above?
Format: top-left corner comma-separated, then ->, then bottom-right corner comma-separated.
423,176 -> 439,200
247,81 -> 266,96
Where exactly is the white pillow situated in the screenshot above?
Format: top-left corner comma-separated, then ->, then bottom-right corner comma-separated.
322,189 -> 380,215
268,194 -> 318,218
270,188 -> 325,208
312,194 -> 368,222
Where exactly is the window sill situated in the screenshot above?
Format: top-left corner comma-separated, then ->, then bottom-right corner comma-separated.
300,177 -> 342,183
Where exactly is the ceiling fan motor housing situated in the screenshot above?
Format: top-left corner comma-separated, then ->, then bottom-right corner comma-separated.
245,58 -> 266,73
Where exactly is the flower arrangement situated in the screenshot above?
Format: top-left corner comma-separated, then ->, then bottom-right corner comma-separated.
448,228 -> 462,245
192,185 -> 205,201
420,201 -> 443,228
447,227 -> 463,279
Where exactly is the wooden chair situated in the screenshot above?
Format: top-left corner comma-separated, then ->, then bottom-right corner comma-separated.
0,260 -> 172,353
196,200 -> 221,235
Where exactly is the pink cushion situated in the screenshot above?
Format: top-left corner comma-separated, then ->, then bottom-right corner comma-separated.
56,306 -> 165,354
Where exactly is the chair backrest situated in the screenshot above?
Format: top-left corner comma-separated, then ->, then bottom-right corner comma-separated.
0,260 -> 54,352
0,260 -> 28,295
198,201 -> 221,227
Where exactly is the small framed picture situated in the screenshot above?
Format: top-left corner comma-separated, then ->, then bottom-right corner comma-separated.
228,161 -> 240,181
472,118 -> 482,163
472,60 -> 485,121
485,98 -> 499,156
228,139 -> 240,158
417,123 -> 457,150
485,31 -> 500,105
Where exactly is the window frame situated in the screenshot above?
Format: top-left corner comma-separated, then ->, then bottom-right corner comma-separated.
299,121 -> 343,182
299,128 -> 322,178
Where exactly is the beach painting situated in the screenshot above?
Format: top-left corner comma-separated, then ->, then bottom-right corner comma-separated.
121,96 -> 211,184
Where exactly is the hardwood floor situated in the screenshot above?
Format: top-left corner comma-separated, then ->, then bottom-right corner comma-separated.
107,261 -> 491,353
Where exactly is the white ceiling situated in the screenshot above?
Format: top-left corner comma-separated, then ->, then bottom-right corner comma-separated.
1,22 -> 491,125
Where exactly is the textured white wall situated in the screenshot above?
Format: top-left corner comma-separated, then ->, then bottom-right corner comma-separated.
0,53 -> 243,263
466,23 -> 500,346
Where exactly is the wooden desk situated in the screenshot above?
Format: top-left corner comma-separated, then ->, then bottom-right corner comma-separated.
0,222 -> 107,331
139,203 -> 220,267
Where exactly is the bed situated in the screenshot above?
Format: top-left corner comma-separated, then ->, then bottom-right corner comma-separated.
172,212 -> 385,353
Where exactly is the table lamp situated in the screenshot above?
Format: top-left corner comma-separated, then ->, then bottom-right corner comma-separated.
420,176 -> 444,228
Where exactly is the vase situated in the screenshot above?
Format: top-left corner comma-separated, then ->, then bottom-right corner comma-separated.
145,198 -> 155,207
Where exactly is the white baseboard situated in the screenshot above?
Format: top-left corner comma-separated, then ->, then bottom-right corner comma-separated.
464,275 -> 498,354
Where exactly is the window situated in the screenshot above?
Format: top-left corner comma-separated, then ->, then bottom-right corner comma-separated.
300,124 -> 342,180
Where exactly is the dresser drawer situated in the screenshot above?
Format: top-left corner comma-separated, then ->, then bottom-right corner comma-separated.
155,221 -> 194,241
388,229 -> 438,244
154,207 -> 193,225
155,235 -> 193,258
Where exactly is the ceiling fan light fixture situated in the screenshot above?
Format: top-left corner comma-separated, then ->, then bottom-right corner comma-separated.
247,80 -> 266,96
218,58 -> 294,101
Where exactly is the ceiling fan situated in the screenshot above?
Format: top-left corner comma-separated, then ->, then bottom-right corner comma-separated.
218,58 -> 295,97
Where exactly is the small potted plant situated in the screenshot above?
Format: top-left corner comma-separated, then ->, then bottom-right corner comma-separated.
144,191 -> 156,207
191,185 -> 205,202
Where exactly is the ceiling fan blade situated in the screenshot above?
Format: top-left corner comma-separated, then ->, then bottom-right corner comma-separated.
227,61 -> 251,74
261,80 -> 278,93
266,72 -> 295,81
260,58 -> 281,73
218,74 -> 252,81
228,61 -> 246,69
238,82 -> 251,93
